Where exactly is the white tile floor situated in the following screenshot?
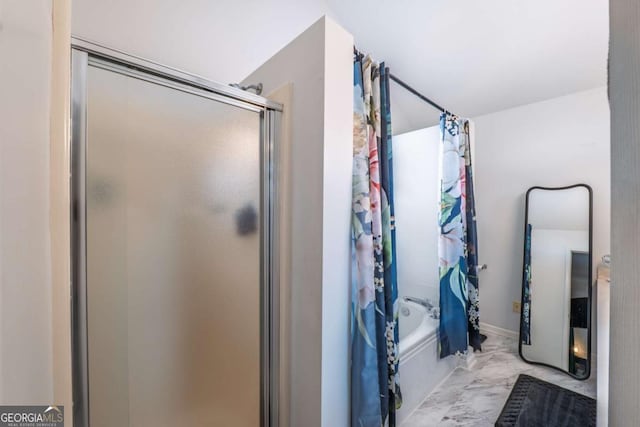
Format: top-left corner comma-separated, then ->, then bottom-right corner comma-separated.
401,333 -> 596,426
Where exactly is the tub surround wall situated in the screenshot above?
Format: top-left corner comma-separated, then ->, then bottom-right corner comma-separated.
392,121 -> 476,306
393,126 -> 440,302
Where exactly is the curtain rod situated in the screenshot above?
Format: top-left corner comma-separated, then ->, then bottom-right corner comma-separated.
388,74 -> 448,113
354,46 -> 451,115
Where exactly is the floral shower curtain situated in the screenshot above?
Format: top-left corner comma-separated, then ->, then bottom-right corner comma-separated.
438,113 -> 482,358
351,54 -> 402,427
463,124 -> 482,353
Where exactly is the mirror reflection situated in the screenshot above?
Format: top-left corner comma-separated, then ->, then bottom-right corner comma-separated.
520,185 -> 592,379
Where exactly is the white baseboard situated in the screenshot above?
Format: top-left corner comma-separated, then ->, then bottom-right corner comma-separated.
478,323 -> 597,362
480,322 -> 519,339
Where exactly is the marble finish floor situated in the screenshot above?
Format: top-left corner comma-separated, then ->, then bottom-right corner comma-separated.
401,333 -> 596,426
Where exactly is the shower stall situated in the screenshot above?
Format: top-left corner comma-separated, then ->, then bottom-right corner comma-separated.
70,39 -> 281,427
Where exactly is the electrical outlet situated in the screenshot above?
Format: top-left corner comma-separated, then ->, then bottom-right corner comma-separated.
512,301 -> 521,313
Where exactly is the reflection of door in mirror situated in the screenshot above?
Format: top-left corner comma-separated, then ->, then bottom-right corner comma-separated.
519,184 -> 592,379
569,251 -> 590,376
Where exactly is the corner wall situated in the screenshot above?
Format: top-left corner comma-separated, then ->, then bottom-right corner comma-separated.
319,17 -> 353,427
473,87 -> 610,333
242,16 -> 353,427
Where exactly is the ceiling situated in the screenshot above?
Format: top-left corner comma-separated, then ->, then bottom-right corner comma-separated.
326,0 -> 609,133
72,0 -> 609,135
71,0 -> 330,93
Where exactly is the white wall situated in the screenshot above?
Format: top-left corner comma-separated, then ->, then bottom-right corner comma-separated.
0,1 -> 72,423
473,87 -> 610,333
242,16 -> 353,427
393,126 -> 440,302
0,0 -> 53,403
50,1 -> 73,424
319,18 -> 353,427
609,0 -> 640,423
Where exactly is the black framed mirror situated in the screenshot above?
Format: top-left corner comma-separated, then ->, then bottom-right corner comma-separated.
519,184 -> 593,379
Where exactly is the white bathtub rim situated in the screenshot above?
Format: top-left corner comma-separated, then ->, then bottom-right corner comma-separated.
398,300 -> 429,341
399,320 -> 437,363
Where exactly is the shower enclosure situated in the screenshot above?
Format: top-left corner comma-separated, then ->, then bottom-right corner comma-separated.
70,39 -> 281,427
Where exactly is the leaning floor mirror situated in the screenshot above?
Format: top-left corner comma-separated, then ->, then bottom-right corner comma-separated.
519,184 -> 593,379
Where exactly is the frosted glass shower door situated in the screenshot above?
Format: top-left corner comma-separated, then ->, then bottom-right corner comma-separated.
84,64 -> 263,427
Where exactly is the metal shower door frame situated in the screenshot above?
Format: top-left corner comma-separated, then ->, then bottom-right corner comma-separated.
70,38 -> 281,427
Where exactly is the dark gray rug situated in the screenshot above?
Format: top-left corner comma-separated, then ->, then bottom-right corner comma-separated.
495,374 -> 596,427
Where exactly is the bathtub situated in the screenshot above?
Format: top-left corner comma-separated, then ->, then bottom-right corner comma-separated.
396,298 -> 458,425
398,299 -> 437,356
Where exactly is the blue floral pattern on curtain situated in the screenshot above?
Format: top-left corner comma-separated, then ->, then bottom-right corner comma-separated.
351,54 -> 401,427
464,120 -> 482,352
438,113 -> 482,358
